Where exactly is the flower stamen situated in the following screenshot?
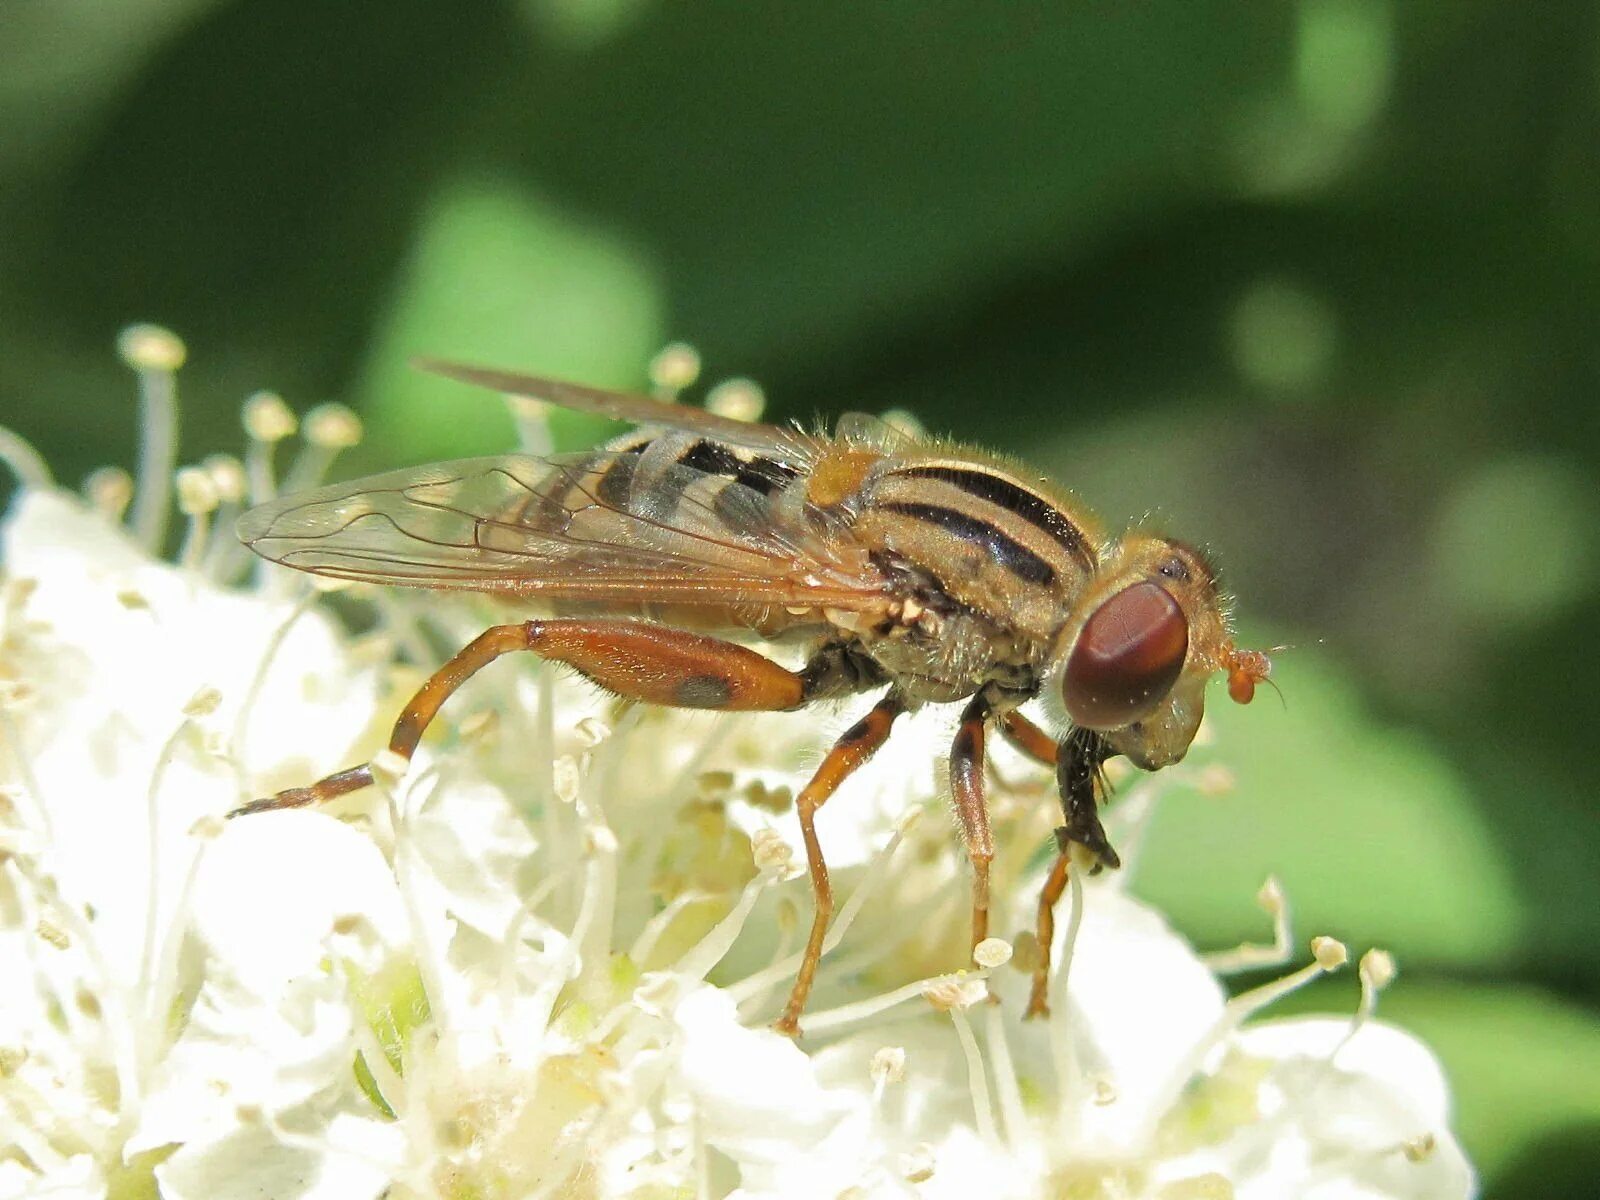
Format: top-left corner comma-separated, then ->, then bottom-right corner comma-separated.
118,323 -> 186,552
1143,935 -> 1350,1139
0,425 -> 52,490
729,807 -> 919,1012
175,465 -> 220,572
241,390 -> 297,506
1203,875 -> 1293,974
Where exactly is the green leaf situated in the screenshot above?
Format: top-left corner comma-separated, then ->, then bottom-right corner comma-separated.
357,176 -> 664,463
1132,644 -> 1525,970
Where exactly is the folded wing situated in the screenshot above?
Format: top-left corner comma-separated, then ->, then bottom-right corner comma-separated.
237,451 -> 892,612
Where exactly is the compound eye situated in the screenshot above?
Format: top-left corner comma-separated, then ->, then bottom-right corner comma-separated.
1063,581 -> 1189,729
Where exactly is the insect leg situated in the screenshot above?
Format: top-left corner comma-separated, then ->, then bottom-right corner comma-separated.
1055,727 -> 1119,873
774,691 -> 906,1037
230,619 -> 813,817
1025,848 -> 1071,1019
518,619 -> 809,711
229,622 -> 538,816
998,709 -> 1058,767
949,693 -> 996,956
1024,728 -> 1117,1020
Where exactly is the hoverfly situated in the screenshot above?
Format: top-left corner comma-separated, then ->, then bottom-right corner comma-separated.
231,361 -> 1272,1035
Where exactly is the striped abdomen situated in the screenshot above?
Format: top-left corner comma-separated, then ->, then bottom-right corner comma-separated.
855,455 -> 1102,639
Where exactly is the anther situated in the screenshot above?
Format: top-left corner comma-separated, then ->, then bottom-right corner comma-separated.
897,1145 -> 935,1184
552,755 -> 582,804
183,687 -> 222,718
973,937 -> 1013,969
869,1045 -> 907,1086
303,403 -> 363,450
1359,947 -> 1397,991
924,975 -> 987,1012
1311,936 -> 1349,970
1257,875 -> 1286,915
188,814 -> 226,839
1401,1133 -> 1436,1163
242,391 -> 297,443
573,716 -> 611,747
175,466 -> 219,516
649,342 -> 701,397
201,454 -> 248,504
751,828 -> 799,878
584,823 -> 619,856
705,378 -> 766,422
117,324 -> 187,373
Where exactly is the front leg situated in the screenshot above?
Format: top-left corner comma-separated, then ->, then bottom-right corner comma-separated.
1055,726 -> 1119,873
1025,727 -> 1117,1020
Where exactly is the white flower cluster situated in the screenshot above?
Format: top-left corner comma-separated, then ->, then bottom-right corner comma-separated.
0,332 -> 1475,1199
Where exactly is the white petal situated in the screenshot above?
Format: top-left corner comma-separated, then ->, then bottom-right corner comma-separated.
1218,1018 -> 1475,1199
196,812 -> 406,994
675,986 -> 855,1162
155,1112 -> 394,1200
0,1154 -> 104,1200
400,760 -> 537,940
996,882 -> 1227,1154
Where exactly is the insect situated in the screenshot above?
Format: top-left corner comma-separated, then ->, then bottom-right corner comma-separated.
231,361 -> 1273,1035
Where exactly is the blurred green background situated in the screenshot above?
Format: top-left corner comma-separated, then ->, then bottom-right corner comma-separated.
2,2 -> 1597,1193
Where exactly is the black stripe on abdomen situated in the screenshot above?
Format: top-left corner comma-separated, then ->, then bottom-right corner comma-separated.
676,439 -> 799,496
892,465 -> 1091,570
878,500 -> 1057,585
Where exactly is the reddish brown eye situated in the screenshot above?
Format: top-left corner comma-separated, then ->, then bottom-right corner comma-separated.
1063,581 -> 1189,729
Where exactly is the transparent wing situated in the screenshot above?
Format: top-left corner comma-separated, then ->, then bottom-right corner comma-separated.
237,452 -> 892,610
833,411 -> 918,454
416,359 -> 819,461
